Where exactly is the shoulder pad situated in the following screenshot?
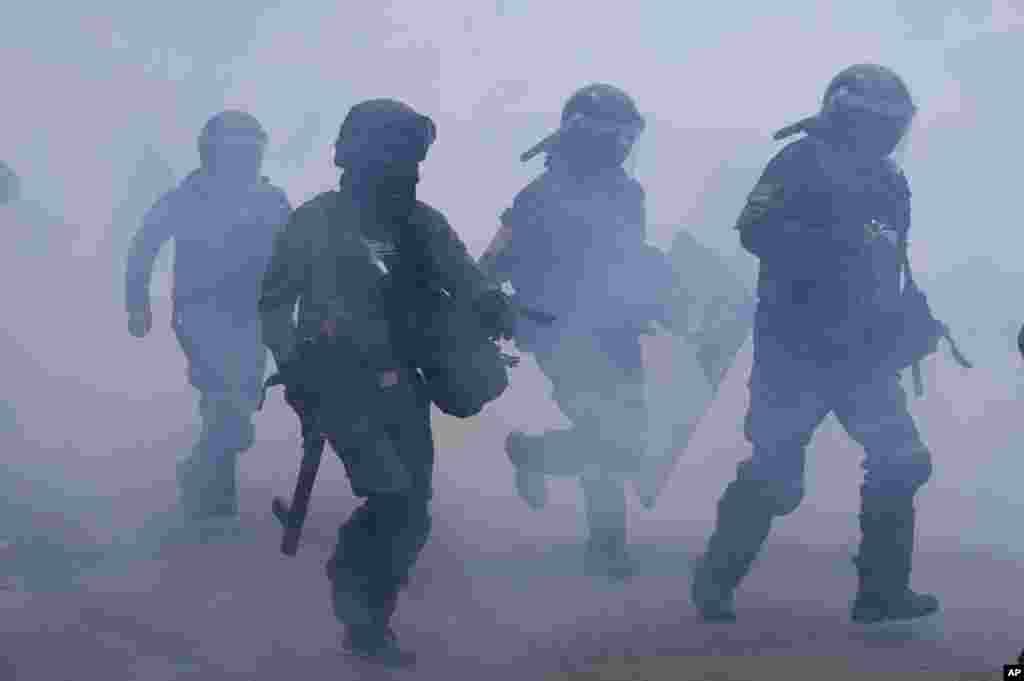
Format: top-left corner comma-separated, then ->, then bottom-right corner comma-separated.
734,143 -> 812,231
518,172 -> 554,200
770,136 -> 819,172
292,191 -> 335,220
411,200 -> 451,234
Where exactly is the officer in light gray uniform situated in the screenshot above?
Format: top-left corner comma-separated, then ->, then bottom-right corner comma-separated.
482,84 -> 678,580
125,111 -> 291,538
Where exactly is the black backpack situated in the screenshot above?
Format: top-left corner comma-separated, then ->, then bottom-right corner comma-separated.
411,289 -> 514,418
394,215 -> 515,418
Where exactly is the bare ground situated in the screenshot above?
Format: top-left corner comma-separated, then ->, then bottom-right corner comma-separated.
2,297 -> 1022,680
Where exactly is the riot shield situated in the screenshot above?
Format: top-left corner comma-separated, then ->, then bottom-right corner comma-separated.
632,228 -> 754,508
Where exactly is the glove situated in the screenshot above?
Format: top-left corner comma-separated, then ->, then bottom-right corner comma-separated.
473,289 -> 517,341
127,302 -> 152,338
276,357 -> 319,423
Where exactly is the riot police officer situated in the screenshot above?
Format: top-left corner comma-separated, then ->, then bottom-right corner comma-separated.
259,99 -> 511,667
690,65 -> 939,624
125,111 -> 291,540
481,84 -> 675,580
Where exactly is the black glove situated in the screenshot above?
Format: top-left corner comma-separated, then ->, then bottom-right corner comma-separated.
473,289 -> 517,341
275,356 -> 320,424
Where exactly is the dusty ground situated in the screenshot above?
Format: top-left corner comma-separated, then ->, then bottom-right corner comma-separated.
2,294 -> 1022,680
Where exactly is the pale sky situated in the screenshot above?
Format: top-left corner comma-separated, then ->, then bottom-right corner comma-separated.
2,1 -> 1020,273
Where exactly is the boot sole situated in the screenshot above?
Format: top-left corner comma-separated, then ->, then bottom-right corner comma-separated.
852,606 -> 939,625
697,607 -> 737,623
344,649 -> 417,669
851,602 -> 937,622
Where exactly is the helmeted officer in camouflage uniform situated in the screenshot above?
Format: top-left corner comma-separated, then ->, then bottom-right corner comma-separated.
690,65 -> 939,624
259,99 -> 511,667
125,111 -> 291,539
481,84 -> 675,580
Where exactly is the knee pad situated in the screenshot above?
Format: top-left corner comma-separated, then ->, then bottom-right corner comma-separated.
367,494 -> 432,582
735,458 -> 805,517
200,393 -> 255,452
863,441 -> 932,496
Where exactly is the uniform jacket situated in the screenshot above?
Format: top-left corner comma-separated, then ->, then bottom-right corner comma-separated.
483,164 -> 670,354
736,136 -> 910,366
258,180 -> 491,371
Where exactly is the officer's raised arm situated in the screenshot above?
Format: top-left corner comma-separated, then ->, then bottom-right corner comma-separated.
125,193 -> 176,337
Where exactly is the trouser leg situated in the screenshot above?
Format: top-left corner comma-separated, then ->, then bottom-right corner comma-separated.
836,375 -> 937,623
326,494 -> 432,629
177,392 -> 254,521
580,470 -> 633,579
692,362 -> 828,621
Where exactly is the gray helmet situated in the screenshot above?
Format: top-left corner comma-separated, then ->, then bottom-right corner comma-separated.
198,110 -> 268,164
0,160 -> 20,205
561,83 -> 645,130
774,64 -> 916,155
821,64 -> 915,122
522,83 -> 645,163
334,99 -> 436,169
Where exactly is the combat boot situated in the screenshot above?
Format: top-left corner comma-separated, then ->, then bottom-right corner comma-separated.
851,494 -> 938,624
584,532 -> 634,582
343,625 -> 417,668
690,478 -> 774,622
506,431 -> 548,510
342,587 -> 416,668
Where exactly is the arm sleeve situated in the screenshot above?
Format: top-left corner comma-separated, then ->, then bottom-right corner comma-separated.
477,185 -> 541,286
124,194 -> 176,315
418,207 -> 495,301
735,144 -> 861,277
259,208 -> 307,365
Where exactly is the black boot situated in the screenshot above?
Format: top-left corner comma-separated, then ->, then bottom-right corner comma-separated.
342,589 -> 417,668
691,479 -> 774,622
581,474 -> 632,581
851,492 -> 939,624
506,431 -> 548,510
584,531 -> 634,581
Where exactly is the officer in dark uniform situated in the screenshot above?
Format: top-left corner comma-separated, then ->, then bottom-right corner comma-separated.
125,111 -> 291,540
259,99 -> 512,667
690,65 -> 939,625
481,84 -> 676,580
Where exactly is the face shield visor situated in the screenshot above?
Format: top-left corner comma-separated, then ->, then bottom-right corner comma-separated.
824,86 -> 917,160
533,112 -> 645,172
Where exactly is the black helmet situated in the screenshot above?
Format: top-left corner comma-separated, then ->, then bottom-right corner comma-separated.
821,64 -> 915,122
521,83 -> 645,164
198,110 -> 268,166
775,64 -> 915,157
561,83 -> 645,130
334,99 -> 436,170
0,160 -> 20,205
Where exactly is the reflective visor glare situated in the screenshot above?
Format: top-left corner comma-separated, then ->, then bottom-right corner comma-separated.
210,135 -> 266,148
570,115 -> 643,138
